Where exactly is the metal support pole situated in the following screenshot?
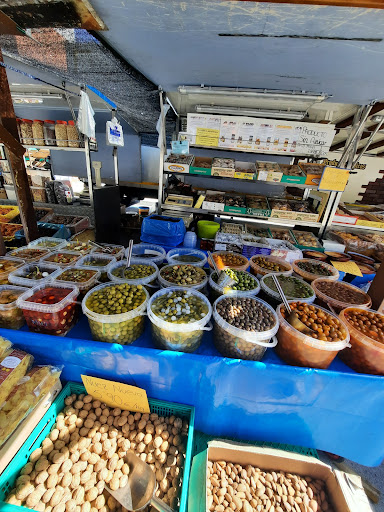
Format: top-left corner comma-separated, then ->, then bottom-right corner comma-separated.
111,109 -> 119,186
352,117 -> 384,168
157,88 -> 166,214
84,136 -> 94,206
339,104 -> 372,168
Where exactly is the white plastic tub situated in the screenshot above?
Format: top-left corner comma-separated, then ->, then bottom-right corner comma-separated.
8,263 -> 61,288
28,237 -> 67,252
147,286 -> 212,352
159,264 -> 208,292
259,273 -> 315,308
82,282 -> 149,344
54,267 -> 100,298
107,259 -> 159,294
130,243 -> 166,266
0,285 -> 28,329
76,253 -> 116,282
90,243 -> 125,260
166,248 -> 207,267
209,270 -> 260,300
213,295 -> 279,361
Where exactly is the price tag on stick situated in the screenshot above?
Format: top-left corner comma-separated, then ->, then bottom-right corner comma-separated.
81,375 -> 150,413
318,166 -> 350,192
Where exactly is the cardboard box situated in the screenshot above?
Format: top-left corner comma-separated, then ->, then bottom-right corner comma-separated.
279,164 -> 307,184
246,195 -> 271,217
333,205 -> 358,225
224,195 -> 247,215
258,170 -> 283,182
298,162 -> 325,185
164,154 -> 194,173
234,161 -> 256,180
202,190 -> 225,211
0,379 -> 62,475
212,158 -> 235,178
190,157 -> 212,176
190,440 -> 369,512
214,232 -> 243,253
269,192 -> 328,223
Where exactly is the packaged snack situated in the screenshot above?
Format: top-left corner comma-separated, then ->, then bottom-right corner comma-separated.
0,337 -> 12,359
0,349 -> 33,405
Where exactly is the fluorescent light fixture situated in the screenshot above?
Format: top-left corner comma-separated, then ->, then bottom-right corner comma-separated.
179,86 -> 328,102
11,93 -> 64,103
195,104 -> 306,120
229,216 -> 295,228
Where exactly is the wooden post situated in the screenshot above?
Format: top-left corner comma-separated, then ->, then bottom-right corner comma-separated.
0,47 -> 39,242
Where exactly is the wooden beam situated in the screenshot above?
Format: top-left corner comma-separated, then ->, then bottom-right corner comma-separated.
0,48 -> 39,243
330,131 -> 371,152
235,0 -> 384,8
357,139 -> 384,154
336,103 -> 384,129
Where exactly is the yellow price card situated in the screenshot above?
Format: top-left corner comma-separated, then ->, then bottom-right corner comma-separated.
318,166 -> 350,192
331,260 -> 362,277
195,128 -> 220,147
81,375 -> 150,413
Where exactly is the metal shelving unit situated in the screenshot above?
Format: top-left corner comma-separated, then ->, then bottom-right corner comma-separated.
22,145 -> 86,152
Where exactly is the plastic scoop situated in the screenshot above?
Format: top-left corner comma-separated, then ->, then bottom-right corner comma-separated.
208,251 -> 236,287
90,241 -> 113,254
107,452 -> 174,512
271,274 -> 315,337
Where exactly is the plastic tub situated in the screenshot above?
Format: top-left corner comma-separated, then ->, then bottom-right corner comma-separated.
147,287 -> 212,352
292,258 -> 339,283
208,251 -> 249,271
17,282 -> 79,336
209,270 -> 260,301
260,273 -> 315,309
54,267 -> 100,298
91,243 -> 125,260
0,285 -> 28,329
8,263 -> 61,288
9,246 -> 50,263
0,257 -> 25,284
159,264 -> 208,292
28,237 -> 67,251
312,278 -> 371,313
107,259 -> 159,293
249,255 -> 292,278
130,243 -> 166,266
197,220 -> 220,239
166,247 -> 207,267
82,282 -> 149,344
275,302 -> 350,369
212,295 -> 279,361
339,308 -> 384,375
62,240 -> 94,254
76,253 -> 116,282
41,250 -> 83,268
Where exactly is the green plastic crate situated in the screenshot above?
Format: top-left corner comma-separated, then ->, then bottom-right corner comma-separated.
0,382 -> 195,512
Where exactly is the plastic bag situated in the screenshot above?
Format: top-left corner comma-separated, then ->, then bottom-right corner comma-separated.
106,117 -> 124,147
77,91 -> 95,139
54,181 -> 73,205
141,215 -> 186,247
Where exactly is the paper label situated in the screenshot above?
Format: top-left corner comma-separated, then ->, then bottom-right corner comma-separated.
318,166 -> 350,192
331,260 -> 363,277
171,140 -> 189,154
1,356 -> 21,369
195,128 -> 220,147
81,375 -> 150,413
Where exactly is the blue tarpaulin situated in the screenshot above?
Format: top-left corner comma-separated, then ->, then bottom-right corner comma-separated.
2,317 -> 384,466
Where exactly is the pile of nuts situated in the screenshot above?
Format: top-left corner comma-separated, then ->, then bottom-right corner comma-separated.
251,256 -> 288,273
207,460 -> 334,512
292,231 -> 320,247
226,196 -> 246,208
216,297 -> 275,333
211,253 -> 248,270
212,158 -> 235,169
6,392 -> 189,511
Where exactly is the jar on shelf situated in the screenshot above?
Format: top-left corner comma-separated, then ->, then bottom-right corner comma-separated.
32,120 -> 45,146
67,120 -> 80,148
55,120 -> 68,147
43,120 -> 56,146
20,119 -> 33,145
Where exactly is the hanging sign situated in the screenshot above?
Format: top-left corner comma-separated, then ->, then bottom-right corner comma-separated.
318,166 -> 350,192
81,375 -> 150,413
331,260 -> 363,277
195,127 -> 220,147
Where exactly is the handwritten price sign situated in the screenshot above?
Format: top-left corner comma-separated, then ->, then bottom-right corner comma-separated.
81,375 -> 150,413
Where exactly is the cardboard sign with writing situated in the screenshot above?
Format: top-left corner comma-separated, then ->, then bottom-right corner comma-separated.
331,260 -> 363,277
195,127 -> 220,147
81,375 -> 150,413
318,166 -> 350,192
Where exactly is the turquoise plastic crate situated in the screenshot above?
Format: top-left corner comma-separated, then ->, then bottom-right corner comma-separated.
0,382 -> 195,512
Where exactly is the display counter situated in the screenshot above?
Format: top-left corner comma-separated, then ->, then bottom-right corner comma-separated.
2,316 -> 384,467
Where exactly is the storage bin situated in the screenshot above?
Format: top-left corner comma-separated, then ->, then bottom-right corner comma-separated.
209,270 -> 260,301
159,264 -> 208,292
339,307 -> 384,375
275,302 -> 350,369
131,242 -> 166,265
259,273 -> 315,309
208,251 -> 249,271
8,263 -> 61,288
54,267 -> 100,298
0,257 -> 25,285
76,253 -> 116,282
9,246 -> 49,263
197,220 -> 220,239
167,247 -> 207,267
30,186 -> 47,203
0,285 -> 28,329
62,240 -> 94,254
312,279 -> 371,313
82,282 -> 149,344
249,255 -> 293,278
17,282 -> 79,336
0,381 -> 195,512
55,120 -> 68,147
148,287 -> 212,352
108,259 -> 159,293
43,119 -> 56,145
213,295 -> 279,361
28,236 -> 67,251
40,250 -> 82,268
0,205 -> 19,223
32,119 -> 44,146
292,258 -> 339,283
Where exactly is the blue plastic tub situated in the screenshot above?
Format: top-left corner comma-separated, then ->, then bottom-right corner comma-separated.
0,381 -> 195,512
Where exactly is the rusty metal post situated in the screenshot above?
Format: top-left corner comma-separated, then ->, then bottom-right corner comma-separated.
0,48 -> 39,242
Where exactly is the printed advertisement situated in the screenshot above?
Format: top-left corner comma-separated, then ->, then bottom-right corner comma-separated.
236,118 -> 256,149
219,117 -> 238,148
